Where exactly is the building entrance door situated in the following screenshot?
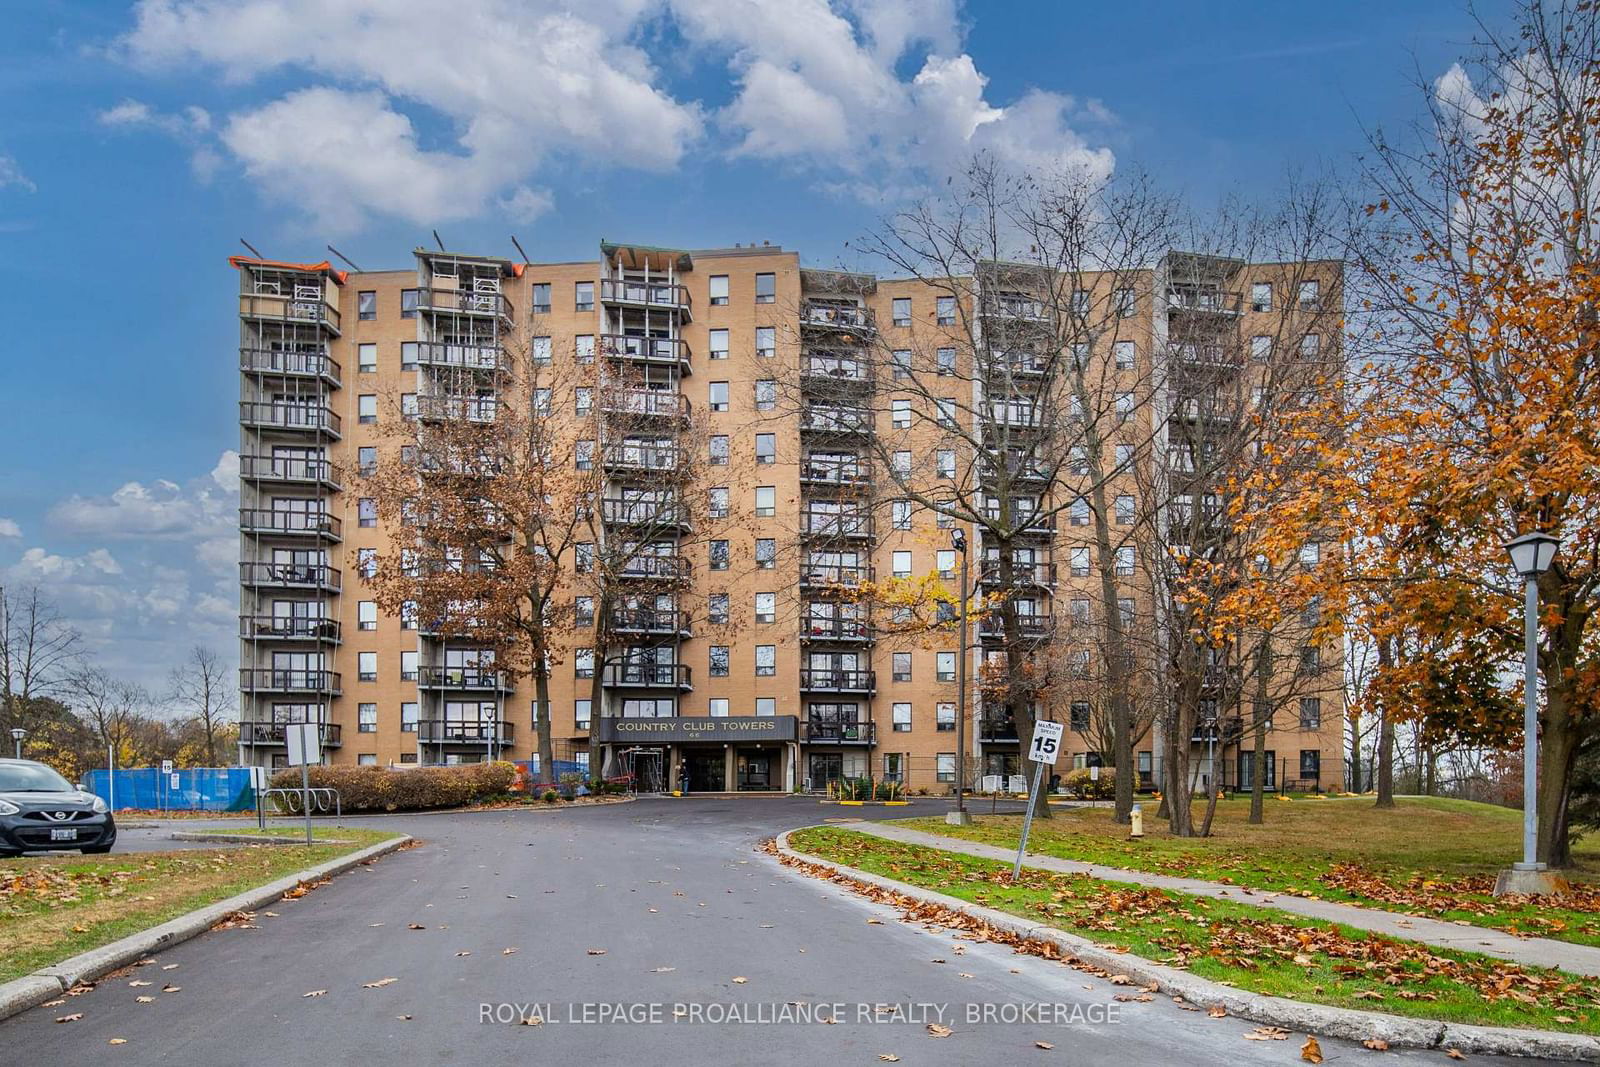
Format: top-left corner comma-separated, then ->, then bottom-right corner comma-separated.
686,750 -> 725,792
736,750 -> 772,790
808,753 -> 843,791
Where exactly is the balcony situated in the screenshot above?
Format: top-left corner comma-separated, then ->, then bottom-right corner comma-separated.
801,301 -> 875,333
240,720 -> 342,747
800,617 -> 874,643
799,457 -> 872,489
238,292 -> 341,334
799,668 -> 876,693
801,719 -> 876,745
600,279 -> 691,317
978,714 -> 1020,742
601,498 -> 691,529
417,666 -> 511,692
240,615 -> 341,643
239,508 -> 341,541
239,454 -> 340,491
981,510 -> 1054,538
978,613 -> 1053,641
1167,287 -> 1242,315
239,669 -> 342,694
414,341 -> 507,372
601,334 -> 691,374
801,352 -> 874,390
799,563 -> 872,590
602,663 -> 693,689
982,295 -> 1048,321
986,350 -> 1049,378
239,561 -> 341,592
977,562 -> 1055,589
601,442 -> 684,475
601,388 -> 691,422
418,720 -> 516,745
239,401 -> 341,438
801,406 -> 874,437
1192,716 -> 1244,744
416,394 -> 497,423
240,347 -> 341,386
609,607 -> 692,637
416,285 -> 513,320
618,554 -> 693,583
800,513 -> 873,541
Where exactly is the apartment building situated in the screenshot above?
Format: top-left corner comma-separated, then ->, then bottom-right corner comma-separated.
234,240 -> 1346,794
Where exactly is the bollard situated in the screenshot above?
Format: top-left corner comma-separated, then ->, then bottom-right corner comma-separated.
1130,802 -> 1145,839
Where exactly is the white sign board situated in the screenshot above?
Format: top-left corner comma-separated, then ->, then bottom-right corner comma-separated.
1027,720 -> 1064,764
248,766 -> 269,789
170,773 -> 181,789
285,723 -> 321,767
160,759 -> 174,775
1090,765 -> 1101,781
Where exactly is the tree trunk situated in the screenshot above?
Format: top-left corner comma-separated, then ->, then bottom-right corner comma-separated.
1248,635 -> 1270,824
1374,636 -> 1396,808
533,657 -> 555,789
1348,711 -> 1362,794
1086,479 -> 1133,825
1538,684 -> 1582,869
1165,651 -> 1199,837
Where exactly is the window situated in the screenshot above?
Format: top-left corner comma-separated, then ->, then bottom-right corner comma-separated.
1115,494 -> 1135,525
937,347 -> 956,375
709,328 -> 729,360
575,596 -> 594,627
756,698 -> 776,717
400,393 -> 418,419
401,651 -> 418,681
755,645 -> 776,676
708,487 -> 729,519
1070,288 -> 1091,316
708,593 -> 729,625
891,398 -> 911,428
1069,547 -> 1090,577
530,283 -> 551,314
1299,697 -> 1322,729
755,380 -> 776,410
358,547 -> 376,578
358,291 -> 376,320
936,549 -> 956,579
575,649 -> 595,678
893,450 -> 911,476
1114,341 -> 1135,370
1250,282 -> 1273,312
891,349 -> 912,379
891,297 -> 911,327
529,335 -> 551,365
1251,335 -> 1273,361
1070,701 -> 1090,732
575,281 -> 594,311
1300,541 -> 1321,565
704,697 -> 728,719
936,651 -> 956,682
935,398 -> 957,428
1118,597 -> 1135,629
358,395 -> 377,424
1298,279 -> 1320,308
575,388 -> 592,416
1300,333 -> 1320,358
709,274 -> 729,306
1070,598 -> 1091,626
358,343 -> 377,373
709,382 -> 729,412
574,543 -> 594,572
1070,497 -> 1090,526
1115,392 -> 1134,419
358,498 -> 377,527
1299,646 -> 1321,675
1115,546 -> 1135,576
400,341 -> 418,369
755,433 -> 775,465
892,550 -> 912,579
575,334 -> 594,363
575,699 -> 591,729
1300,750 -> 1321,780
709,646 -> 729,677
936,703 -> 956,731
937,450 -> 956,479
1115,443 -> 1134,467
754,273 -> 775,303
358,601 -> 377,630
400,601 -> 416,630
358,654 -> 377,683
710,540 -> 729,570
533,388 -> 551,416
755,326 -> 775,358
755,592 -> 775,623
1115,287 -> 1135,317
399,289 -> 418,318
401,701 -> 418,733
755,486 -> 775,517
755,538 -> 775,569
892,702 -> 912,732
710,435 -> 729,465
936,295 -> 955,325
892,500 -> 911,530
358,446 -> 377,476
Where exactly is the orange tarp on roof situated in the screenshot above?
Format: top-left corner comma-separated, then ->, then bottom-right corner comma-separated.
227,255 -> 348,286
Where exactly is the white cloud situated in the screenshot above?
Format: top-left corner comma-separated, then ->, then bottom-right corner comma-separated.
49,450 -> 237,539
0,518 -> 20,538
0,155 -> 35,194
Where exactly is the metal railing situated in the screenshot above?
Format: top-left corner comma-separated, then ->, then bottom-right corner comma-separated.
240,615 -> 341,642
799,668 -> 876,692
600,279 -> 690,312
416,666 -> 510,690
239,668 -> 342,693
239,347 -> 341,383
416,286 -> 514,318
602,663 -> 692,688
240,402 -> 341,435
239,508 -> 342,539
801,719 -> 877,744
240,721 -> 342,746
239,562 -> 341,590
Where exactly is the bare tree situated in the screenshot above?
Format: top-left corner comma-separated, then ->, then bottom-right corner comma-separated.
68,667 -> 148,762
0,584 -> 83,730
167,645 -> 234,766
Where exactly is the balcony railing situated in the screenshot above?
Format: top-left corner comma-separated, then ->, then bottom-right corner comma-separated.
240,720 -> 341,747
417,666 -> 511,691
981,510 -> 1054,536
983,295 -> 1048,321
977,563 -> 1056,588
240,615 -> 341,642
238,293 -> 341,333
602,663 -> 692,689
801,301 -> 875,332
239,508 -> 342,540
239,669 -> 342,694
414,341 -> 507,371
600,279 -> 691,314
986,351 -> 1049,377
601,334 -> 690,370
801,719 -> 876,745
800,514 -> 873,540
239,562 -> 341,591
602,388 -> 690,420
799,562 -> 871,589
600,498 -> 690,528
801,353 -> 874,387
417,395 -> 497,423
978,715 -> 1020,741
618,554 -> 693,582
240,402 -> 341,437
1167,287 -> 1242,315
799,668 -> 876,693
601,443 -> 684,473
799,457 -> 872,487
238,454 -> 340,489
416,286 -> 513,319
609,608 -> 691,635
239,347 -> 341,384
801,407 -> 874,436
978,613 -> 1053,640
418,720 -> 516,744
1191,716 -> 1244,743
800,617 -> 873,642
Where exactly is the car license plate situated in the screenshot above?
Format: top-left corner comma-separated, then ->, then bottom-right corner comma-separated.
50,827 -> 77,842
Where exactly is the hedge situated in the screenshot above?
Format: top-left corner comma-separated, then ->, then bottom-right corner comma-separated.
1062,766 -> 1116,799
268,761 -> 517,812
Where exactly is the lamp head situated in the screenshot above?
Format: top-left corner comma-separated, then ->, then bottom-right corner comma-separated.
951,528 -> 967,553
1504,531 -> 1561,579
8,728 -> 24,742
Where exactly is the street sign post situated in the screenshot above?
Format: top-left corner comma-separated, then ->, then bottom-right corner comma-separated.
285,723 -> 320,845
159,760 -> 174,813
1012,720 -> 1064,880
248,766 -> 268,830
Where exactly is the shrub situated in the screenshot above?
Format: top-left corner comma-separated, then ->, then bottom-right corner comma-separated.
542,789 -> 559,803
1063,766 -> 1116,800
268,761 -> 517,812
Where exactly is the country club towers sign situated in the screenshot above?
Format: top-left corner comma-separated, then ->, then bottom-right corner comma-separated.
592,715 -> 798,745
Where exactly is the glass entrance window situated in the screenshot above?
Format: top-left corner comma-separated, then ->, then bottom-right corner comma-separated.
736,751 -> 772,790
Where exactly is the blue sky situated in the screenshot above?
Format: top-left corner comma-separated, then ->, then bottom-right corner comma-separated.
0,0 -> 1490,689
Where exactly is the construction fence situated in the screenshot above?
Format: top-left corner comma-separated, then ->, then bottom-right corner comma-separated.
84,767 -> 257,813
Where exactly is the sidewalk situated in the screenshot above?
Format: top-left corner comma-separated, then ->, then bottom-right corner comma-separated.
848,821 -> 1600,978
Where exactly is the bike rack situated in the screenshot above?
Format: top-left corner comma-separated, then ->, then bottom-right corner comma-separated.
262,786 -> 342,819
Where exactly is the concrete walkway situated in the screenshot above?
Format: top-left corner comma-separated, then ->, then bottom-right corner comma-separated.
848,821 -> 1600,978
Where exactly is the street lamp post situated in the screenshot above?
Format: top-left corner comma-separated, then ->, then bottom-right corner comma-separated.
1495,531 -> 1565,896
947,528 -> 972,826
9,728 -> 24,760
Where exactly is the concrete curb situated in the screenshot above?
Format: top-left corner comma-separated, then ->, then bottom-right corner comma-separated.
774,829 -> 1600,1063
167,831 -> 356,845
0,833 -> 410,1023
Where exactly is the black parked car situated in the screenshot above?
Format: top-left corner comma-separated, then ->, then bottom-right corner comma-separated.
0,758 -> 116,856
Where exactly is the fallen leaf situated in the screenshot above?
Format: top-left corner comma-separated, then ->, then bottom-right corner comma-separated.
362,978 -> 398,988
651,967 -> 676,973
520,1015 -> 543,1026
1446,1051 -> 1465,1061
396,1014 -> 413,1021
878,1056 -> 900,1062
732,976 -> 748,984
1207,1006 -> 1226,1018
502,948 -> 518,956
927,1023 -> 953,1038
1109,974 -> 1131,985
135,996 -> 154,1004
1363,1038 -> 1390,1051
56,1014 -> 83,1023
867,918 -> 883,925
302,990 -> 327,998
109,1038 -> 127,1045
1300,1035 -> 1323,1063
128,981 -> 152,988
1035,1041 -> 1054,1050
455,951 -> 471,957
161,964 -> 179,971
407,923 -> 425,930
587,948 -> 607,956
161,985 -> 180,993
1243,1026 -> 1289,1041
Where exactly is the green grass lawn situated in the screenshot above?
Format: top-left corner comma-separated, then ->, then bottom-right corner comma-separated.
897,796 -> 1600,946
0,829 -> 400,984
788,826 -> 1600,1034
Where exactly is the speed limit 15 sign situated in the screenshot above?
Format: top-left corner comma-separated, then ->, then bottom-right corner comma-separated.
1027,720 -> 1064,764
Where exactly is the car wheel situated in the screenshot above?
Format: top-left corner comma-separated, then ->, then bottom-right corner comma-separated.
80,845 -> 113,854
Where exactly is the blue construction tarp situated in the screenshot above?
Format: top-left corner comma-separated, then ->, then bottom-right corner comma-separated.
84,768 -> 257,812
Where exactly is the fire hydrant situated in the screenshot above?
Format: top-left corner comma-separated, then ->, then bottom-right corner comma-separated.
1130,802 -> 1145,839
